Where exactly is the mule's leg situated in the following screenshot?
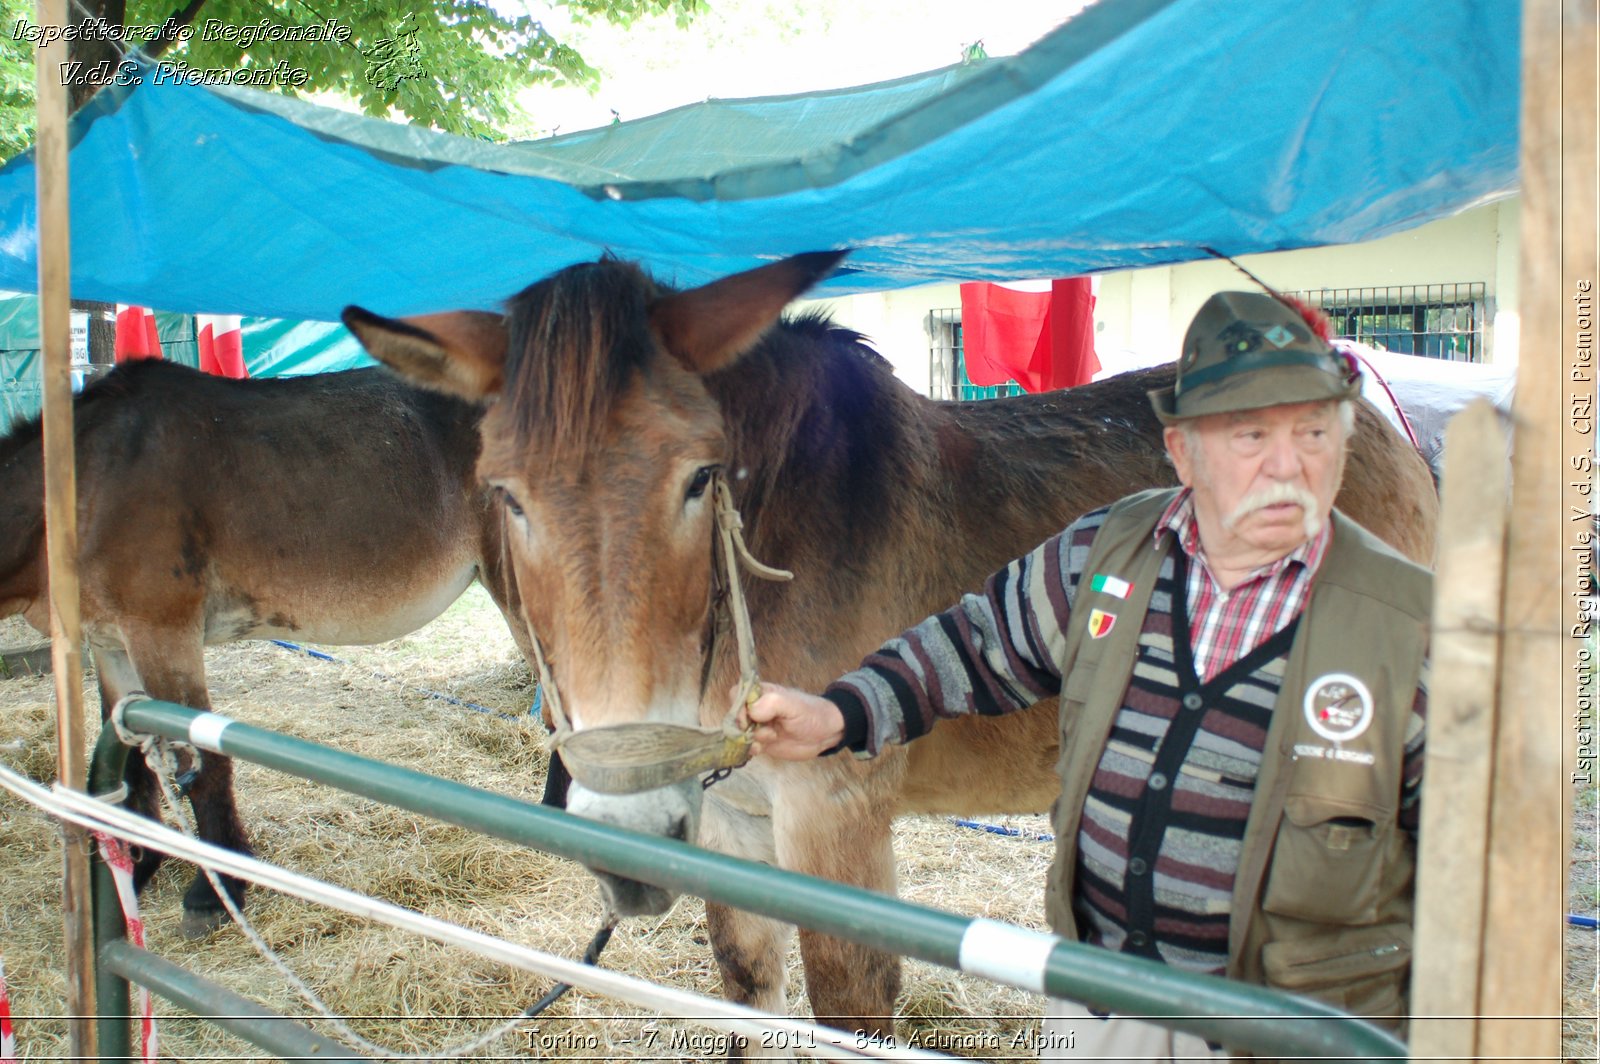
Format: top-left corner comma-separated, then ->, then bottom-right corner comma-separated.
772,764 -> 901,1042
91,645 -> 170,891
699,788 -> 795,1061
706,903 -> 795,1061
120,626 -> 251,936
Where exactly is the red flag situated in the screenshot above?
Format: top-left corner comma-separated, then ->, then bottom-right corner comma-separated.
958,278 -> 1100,392
959,283 -> 1049,388
197,314 -> 247,378
114,304 -> 162,362
1043,277 -> 1100,390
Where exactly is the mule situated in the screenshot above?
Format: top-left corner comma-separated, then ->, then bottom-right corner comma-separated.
345,253 -> 1438,1048
0,359 -> 531,936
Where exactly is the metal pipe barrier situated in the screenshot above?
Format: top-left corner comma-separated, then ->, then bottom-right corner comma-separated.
99,941 -> 364,1061
89,698 -> 1410,1062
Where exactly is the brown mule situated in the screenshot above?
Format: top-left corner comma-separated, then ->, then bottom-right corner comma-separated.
0,360 -> 532,936
346,253 -> 1437,1052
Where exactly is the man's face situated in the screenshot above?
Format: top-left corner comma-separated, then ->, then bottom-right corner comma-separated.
1164,400 -> 1348,564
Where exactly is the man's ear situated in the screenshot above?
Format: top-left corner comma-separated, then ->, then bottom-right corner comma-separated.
1164,425 -> 1196,487
342,307 -> 507,400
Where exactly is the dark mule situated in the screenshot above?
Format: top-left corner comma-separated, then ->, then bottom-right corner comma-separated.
346,254 -> 1437,1052
0,360 -> 530,935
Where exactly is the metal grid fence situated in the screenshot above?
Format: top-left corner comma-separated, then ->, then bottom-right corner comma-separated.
1285,283 -> 1487,362
926,308 -> 1025,401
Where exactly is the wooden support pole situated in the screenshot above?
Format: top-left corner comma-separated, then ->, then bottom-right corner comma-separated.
1412,400 -> 1509,1060
33,0 -> 96,1057
1478,0 -> 1595,1058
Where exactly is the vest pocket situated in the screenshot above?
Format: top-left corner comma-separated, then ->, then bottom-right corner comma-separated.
1061,660 -> 1098,707
1261,923 -> 1411,1022
1055,662 -> 1098,776
1261,797 -> 1390,925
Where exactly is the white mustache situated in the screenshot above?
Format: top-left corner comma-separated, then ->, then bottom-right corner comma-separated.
1224,483 -> 1324,538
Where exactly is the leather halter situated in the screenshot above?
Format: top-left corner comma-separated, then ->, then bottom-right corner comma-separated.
531,471 -> 792,793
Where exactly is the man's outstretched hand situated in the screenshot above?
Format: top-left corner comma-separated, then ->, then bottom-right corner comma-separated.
739,681 -> 846,760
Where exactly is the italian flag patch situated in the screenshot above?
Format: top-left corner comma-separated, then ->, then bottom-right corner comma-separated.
1087,609 -> 1116,639
1089,573 -> 1132,599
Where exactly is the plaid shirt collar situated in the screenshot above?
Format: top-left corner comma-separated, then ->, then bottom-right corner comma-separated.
1154,488 -> 1331,585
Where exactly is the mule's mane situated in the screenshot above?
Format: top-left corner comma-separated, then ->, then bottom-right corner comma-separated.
498,258 -> 662,470
0,358 -> 173,461
0,403 -> 41,463
704,309 -> 893,485
700,311 -> 918,560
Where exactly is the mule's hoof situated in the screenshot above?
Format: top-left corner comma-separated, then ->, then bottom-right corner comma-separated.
180,907 -> 230,940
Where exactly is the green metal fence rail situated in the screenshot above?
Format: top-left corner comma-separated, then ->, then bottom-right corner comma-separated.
98,941 -> 365,1061
89,698 -> 1410,1062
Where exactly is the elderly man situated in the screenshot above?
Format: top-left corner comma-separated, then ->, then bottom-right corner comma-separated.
745,291 -> 1430,1060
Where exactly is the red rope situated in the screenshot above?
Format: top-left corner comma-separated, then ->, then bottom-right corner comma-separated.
1338,341 -> 1422,453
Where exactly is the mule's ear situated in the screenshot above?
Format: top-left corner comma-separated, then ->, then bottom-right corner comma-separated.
342,307 -> 507,400
651,250 -> 848,374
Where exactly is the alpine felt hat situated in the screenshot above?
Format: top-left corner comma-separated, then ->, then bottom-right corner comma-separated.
1148,291 -> 1362,424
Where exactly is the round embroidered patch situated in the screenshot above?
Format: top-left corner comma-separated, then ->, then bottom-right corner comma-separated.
1302,672 -> 1374,744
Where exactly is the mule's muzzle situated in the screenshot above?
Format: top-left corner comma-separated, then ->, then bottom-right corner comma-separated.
593,810 -> 690,915
566,780 -> 701,917
596,873 -> 679,917
591,810 -> 690,916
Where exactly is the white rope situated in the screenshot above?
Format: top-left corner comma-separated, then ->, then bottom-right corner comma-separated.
0,762 -> 960,1062
136,736 -> 531,1060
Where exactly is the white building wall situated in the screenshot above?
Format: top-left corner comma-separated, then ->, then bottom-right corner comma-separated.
807,197 -> 1521,396
1493,198 -> 1522,365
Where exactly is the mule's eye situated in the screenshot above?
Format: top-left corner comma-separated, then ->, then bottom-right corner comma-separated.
493,485 -> 526,519
686,465 -> 718,502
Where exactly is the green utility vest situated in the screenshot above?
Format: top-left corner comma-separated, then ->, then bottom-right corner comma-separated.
1043,488 -> 1430,1030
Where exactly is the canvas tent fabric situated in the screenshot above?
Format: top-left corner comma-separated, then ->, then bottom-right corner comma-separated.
236,318 -> 369,377
0,0 -> 1519,321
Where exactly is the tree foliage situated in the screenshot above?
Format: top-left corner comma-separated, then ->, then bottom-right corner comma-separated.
0,0 -> 36,159
0,0 -> 705,159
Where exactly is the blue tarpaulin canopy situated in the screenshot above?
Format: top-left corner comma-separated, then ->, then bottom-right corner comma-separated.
0,0 -> 1519,320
